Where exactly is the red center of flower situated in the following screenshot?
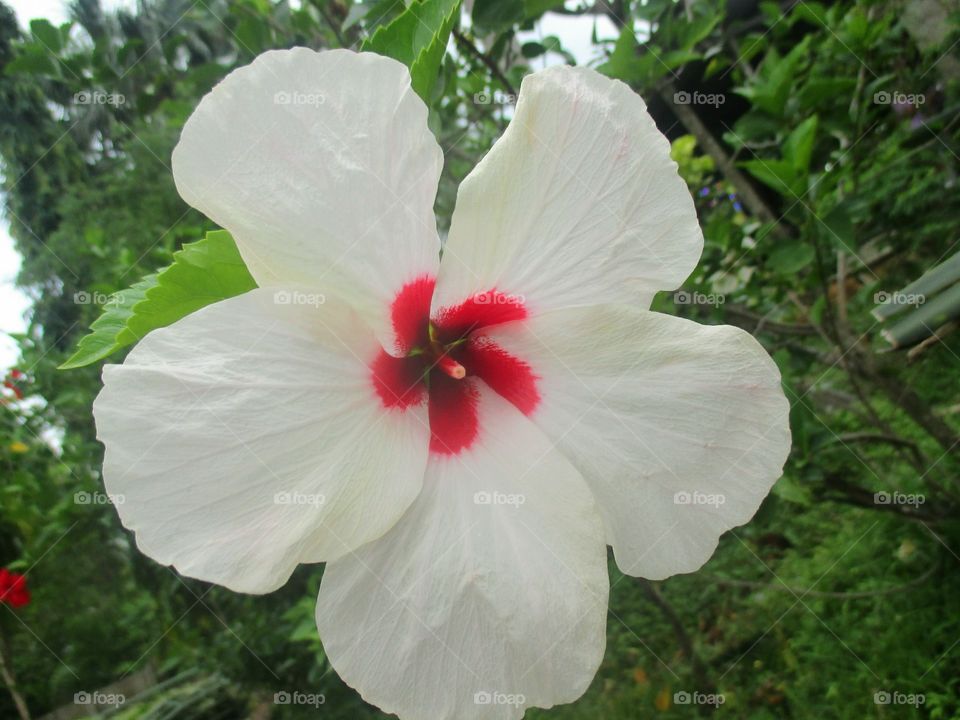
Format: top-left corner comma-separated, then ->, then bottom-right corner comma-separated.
371,275 -> 540,455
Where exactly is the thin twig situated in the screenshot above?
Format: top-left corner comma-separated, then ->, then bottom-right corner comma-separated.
453,29 -> 516,97
0,626 -> 31,720
639,580 -> 715,701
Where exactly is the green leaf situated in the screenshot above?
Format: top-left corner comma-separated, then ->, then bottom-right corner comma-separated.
796,77 -> 856,108
60,231 -> 256,369
522,0 -> 565,20
741,158 -> 804,199
471,0 -> 523,33
471,0 -> 508,31
818,202 -> 854,248
783,115 -> 818,173
599,30 -> 655,84
668,11 -> 720,52
362,0 -> 462,102
30,19 -> 63,52
768,240 -> 815,274
736,39 -> 809,117
521,41 -> 547,58
59,277 -> 158,371
5,44 -> 60,76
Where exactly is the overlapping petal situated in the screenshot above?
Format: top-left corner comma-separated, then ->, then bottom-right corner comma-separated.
433,65 -> 703,316
316,388 -> 608,720
93,289 -> 431,593
171,48 -> 444,353
477,304 -> 791,580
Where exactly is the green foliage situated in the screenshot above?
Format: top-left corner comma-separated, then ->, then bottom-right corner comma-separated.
1,0 -> 958,718
60,231 -> 256,369
361,0 -> 462,101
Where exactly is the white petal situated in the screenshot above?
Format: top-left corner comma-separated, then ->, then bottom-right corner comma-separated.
479,305 -> 791,580
93,288 -> 430,593
433,65 -> 702,314
316,388 -> 608,720
171,48 -> 443,352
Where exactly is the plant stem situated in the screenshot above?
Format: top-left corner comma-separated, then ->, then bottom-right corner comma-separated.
0,624 -> 31,720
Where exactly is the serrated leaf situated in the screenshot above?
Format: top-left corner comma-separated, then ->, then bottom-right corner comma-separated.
60,231 -> 256,369
59,277 -> 158,370
362,0 -> 461,102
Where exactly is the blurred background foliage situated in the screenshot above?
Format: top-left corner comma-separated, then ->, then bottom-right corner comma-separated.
1,0 -> 959,717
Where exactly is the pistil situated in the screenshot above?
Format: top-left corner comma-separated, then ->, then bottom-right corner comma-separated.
437,355 -> 466,379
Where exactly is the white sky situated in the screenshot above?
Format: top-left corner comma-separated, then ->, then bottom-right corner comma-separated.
0,0 -> 615,370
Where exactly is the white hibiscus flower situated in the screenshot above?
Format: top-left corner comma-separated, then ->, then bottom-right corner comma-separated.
93,48 -> 790,719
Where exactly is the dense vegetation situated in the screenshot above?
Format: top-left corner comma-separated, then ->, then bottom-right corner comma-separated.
1,0 -> 958,717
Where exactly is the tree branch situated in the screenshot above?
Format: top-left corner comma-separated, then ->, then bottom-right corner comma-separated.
453,29 -> 516,97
